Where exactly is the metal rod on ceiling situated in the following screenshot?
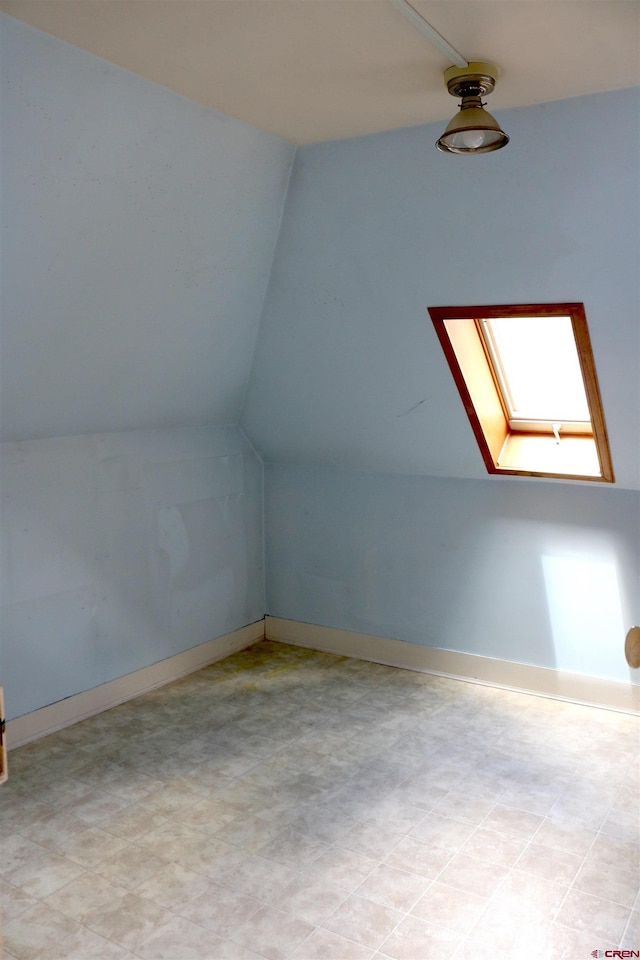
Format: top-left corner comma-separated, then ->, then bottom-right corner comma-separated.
388,0 -> 468,68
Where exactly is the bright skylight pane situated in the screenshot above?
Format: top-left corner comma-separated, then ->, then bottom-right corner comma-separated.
487,316 -> 591,421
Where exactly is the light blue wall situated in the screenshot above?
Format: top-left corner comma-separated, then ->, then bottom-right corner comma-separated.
2,14 -> 639,714
251,88 -> 640,686
0,427 -> 264,720
243,88 -> 640,491
0,17 -> 292,719
1,15 -> 294,441
266,464 -> 639,684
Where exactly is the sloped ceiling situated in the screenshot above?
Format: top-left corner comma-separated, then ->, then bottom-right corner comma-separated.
1,15 -> 294,441
1,0 -> 639,143
1,8 -> 639,489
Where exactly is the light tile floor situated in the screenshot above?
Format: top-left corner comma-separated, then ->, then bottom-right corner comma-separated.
1,641 -> 638,960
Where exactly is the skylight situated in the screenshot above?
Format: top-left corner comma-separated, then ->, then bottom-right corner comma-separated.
428,303 -> 614,482
479,315 -> 591,431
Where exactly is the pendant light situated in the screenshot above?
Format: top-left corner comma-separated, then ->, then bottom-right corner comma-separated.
388,2 -> 509,155
436,62 -> 509,154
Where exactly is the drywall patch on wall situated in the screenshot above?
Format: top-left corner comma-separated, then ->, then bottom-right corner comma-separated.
157,506 -> 191,581
0,426 -> 264,719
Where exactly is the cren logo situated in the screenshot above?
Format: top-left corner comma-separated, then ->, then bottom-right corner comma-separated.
594,952 -> 640,959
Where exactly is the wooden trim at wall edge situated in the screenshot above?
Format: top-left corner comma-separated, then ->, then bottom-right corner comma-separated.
6,615 -> 638,749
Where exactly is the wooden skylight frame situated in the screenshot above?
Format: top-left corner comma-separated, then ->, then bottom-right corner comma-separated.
428,303 -> 614,482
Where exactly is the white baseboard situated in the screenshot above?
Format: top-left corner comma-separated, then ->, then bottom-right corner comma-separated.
265,617 -> 639,714
8,615 -> 637,751
6,620 -> 265,749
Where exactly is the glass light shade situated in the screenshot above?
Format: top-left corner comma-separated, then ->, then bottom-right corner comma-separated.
436,100 -> 509,154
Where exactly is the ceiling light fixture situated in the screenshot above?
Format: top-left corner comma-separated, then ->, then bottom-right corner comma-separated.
388,2 -> 509,155
436,62 -> 509,154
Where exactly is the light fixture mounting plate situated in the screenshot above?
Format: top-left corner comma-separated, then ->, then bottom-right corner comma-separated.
444,61 -> 499,99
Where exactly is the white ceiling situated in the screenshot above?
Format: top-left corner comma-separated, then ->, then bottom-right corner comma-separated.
1,0 -> 639,143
